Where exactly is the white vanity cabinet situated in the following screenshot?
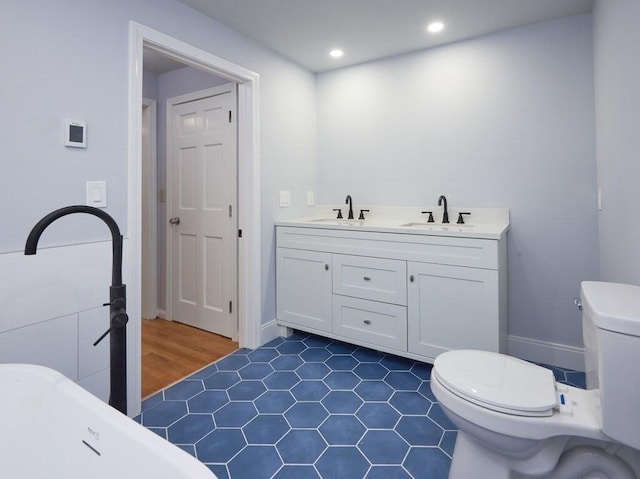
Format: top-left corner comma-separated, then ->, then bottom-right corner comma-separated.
276,224 -> 507,363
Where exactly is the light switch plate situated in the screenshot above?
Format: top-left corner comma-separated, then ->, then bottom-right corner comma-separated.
279,190 -> 291,207
86,181 -> 107,208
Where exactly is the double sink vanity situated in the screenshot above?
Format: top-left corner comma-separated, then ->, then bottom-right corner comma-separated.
275,203 -> 509,364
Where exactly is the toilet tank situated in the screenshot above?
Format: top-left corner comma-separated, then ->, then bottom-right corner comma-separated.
581,281 -> 640,451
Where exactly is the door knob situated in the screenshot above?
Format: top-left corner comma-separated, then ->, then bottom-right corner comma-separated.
169,217 -> 181,225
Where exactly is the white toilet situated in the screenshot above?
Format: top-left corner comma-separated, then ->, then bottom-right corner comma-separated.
431,281 -> 640,479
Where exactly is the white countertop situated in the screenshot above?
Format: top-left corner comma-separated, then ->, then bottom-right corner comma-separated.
276,206 -> 509,240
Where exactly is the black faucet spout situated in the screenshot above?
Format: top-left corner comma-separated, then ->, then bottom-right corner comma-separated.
438,195 -> 449,224
345,195 -> 354,220
25,205 -> 128,415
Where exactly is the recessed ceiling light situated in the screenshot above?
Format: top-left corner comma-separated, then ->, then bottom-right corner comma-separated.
329,49 -> 344,58
427,22 -> 445,34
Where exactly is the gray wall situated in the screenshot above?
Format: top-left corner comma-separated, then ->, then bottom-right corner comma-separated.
317,14 -> 599,349
1,0 -> 318,330
593,0 -> 640,285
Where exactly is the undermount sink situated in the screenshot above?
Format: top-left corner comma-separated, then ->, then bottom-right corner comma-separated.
399,222 -> 474,229
308,218 -> 364,226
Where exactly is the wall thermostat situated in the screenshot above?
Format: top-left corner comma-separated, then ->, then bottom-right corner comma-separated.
64,120 -> 86,148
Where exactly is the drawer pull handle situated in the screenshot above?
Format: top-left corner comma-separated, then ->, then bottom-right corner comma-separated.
410,274 -> 414,282
325,264 -> 329,271
363,276 -> 371,281
363,319 -> 371,325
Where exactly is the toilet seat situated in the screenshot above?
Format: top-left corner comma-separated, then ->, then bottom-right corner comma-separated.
433,350 -> 558,417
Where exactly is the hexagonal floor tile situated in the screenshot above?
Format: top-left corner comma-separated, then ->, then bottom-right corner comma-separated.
381,355 -> 415,371
324,371 -> 360,390
390,391 -> 431,415
384,371 -> 422,391
326,355 -> 358,371
276,341 -> 307,355
321,390 -> 363,413
352,347 -> 385,363
300,347 -> 332,362
187,390 -> 229,413
284,402 -> 329,428
142,400 -> 187,427
263,371 -> 300,390
203,371 -> 241,390
354,380 -> 394,401
296,362 -> 330,379
195,428 -> 246,463
215,354 -> 250,371
319,415 -> 366,445
366,465 -> 412,478
358,430 -> 409,465
254,390 -> 296,414
354,363 -> 389,380
356,402 -> 400,429
273,465 -> 320,479
239,363 -> 274,380
428,403 -> 457,430
214,402 -> 258,427
167,414 -> 214,444
164,380 -> 204,400
395,416 -> 444,446
277,429 -> 327,464
247,348 -> 280,363
403,447 -> 450,479
316,447 -> 370,478
271,355 -> 304,371
228,380 -> 267,401
327,342 -> 358,355
243,414 -> 290,444
291,380 -> 330,401
227,446 -> 282,479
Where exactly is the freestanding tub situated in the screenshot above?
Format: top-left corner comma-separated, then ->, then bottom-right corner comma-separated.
0,364 -> 215,478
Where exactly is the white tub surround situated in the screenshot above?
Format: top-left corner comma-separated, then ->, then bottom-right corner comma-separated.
275,207 -> 508,363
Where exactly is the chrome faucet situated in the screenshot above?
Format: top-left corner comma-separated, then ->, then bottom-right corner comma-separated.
25,205 -> 128,415
345,195 -> 354,220
438,195 -> 449,223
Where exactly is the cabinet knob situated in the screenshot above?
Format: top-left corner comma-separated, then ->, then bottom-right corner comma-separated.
363,276 -> 371,281
363,319 -> 371,325
409,274 -> 414,282
325,264 -> 329,271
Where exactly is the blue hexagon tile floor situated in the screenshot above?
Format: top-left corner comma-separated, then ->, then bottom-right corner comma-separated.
136,332 -> 585,479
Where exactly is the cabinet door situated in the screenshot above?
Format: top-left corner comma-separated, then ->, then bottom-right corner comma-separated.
276,248 -> 333,333
407,262 -> 499,361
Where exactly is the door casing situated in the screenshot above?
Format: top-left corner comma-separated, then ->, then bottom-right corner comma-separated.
128,21 -> 261,416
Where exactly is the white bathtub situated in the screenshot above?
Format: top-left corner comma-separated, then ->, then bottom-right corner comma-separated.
0,364 -> 215,478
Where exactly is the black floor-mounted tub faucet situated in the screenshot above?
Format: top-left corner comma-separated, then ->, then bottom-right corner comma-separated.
25,205 -> 128,415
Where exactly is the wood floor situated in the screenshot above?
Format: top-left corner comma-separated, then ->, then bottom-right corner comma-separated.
141,318 -> 238,398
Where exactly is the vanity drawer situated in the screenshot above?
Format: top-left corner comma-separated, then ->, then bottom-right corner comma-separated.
332,254 -> 407,305
333,296 -> 407,351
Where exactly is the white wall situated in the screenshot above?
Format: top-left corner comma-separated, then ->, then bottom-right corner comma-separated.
317,14 -> 599,361
593,0 -> 640,285
0,0 -> 316,413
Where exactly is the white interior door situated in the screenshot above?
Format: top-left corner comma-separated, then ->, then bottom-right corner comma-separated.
169,84 -> 237,338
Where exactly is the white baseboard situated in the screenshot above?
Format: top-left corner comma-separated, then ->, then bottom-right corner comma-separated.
259,319 -> 281,346
508,335 -> 584,372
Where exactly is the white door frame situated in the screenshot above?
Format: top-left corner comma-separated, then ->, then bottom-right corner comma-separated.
141,97 -> 158,320
128,21 -> 261,414
166,84 -> 239,340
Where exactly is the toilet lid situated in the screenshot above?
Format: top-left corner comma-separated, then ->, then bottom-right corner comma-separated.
433,350 -> 558,417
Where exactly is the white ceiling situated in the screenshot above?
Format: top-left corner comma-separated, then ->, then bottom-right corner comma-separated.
178,0 -> 594,73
